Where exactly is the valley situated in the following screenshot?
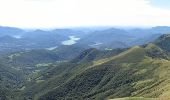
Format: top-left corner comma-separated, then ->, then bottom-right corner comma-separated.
1,0 -> 170,99
0,26 -> 170,100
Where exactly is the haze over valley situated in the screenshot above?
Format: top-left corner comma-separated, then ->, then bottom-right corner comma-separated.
1,0 -> 170,100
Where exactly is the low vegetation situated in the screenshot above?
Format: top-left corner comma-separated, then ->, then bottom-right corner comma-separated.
1,33 -> 170,100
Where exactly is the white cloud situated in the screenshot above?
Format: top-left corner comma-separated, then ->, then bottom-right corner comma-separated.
0,0 -> 170,28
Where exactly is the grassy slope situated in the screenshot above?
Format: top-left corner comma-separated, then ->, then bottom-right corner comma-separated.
110,97 -> 158,100
14,34 -> 170,100
15,48 -> 125,100
16,43 -> 170,100
42,45 -> 170,99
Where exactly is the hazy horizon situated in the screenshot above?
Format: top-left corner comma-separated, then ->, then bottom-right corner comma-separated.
1,25 -> 170,30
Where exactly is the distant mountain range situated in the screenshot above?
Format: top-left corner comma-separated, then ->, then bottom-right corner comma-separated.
0,26 -> 169,55
0,26 -> 170,100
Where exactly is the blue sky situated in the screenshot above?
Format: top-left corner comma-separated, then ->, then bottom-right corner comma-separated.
0,0 -> 170,28
150,0 -> 170,9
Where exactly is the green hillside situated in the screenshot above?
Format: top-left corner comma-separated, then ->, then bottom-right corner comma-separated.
2,34 -> 170,100
0,59 -> 25,99
14,34 -> 170,100
110,97 -> 158,100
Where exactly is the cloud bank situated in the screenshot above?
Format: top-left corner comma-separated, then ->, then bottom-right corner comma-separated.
0,0 -> 170,28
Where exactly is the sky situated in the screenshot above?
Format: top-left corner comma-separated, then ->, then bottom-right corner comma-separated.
0,0 -> 170,28
149,0 -> 170,9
